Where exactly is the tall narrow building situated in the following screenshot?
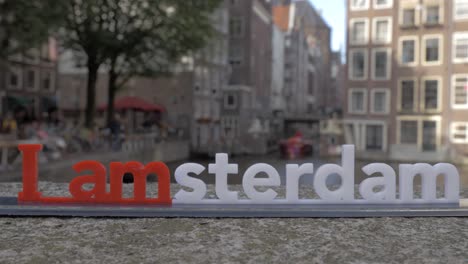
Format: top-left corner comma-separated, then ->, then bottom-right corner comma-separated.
228,0 -> 273,114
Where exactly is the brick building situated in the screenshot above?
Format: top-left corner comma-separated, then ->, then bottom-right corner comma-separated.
344,0 -> 468,162
1,38 -> 58,118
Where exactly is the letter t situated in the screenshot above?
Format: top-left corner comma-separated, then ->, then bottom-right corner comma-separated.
209,153 -> 238,202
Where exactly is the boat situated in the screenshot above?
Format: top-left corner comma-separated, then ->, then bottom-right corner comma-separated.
279,132 -> 313,159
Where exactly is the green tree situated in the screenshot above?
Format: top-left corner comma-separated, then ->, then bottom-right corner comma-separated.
60,0 -> 222,128
0,0 -> 63,58
103,0 -> 222,126
60,0 -> 115,128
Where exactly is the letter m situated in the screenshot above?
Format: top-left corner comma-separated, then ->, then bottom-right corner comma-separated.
399,163 -> 459,203
110,161 -> 171,205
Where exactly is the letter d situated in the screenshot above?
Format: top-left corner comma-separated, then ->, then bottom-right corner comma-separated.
314,145 -> 355,201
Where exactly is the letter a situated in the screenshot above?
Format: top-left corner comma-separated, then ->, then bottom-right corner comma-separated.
69,161 -> 107,202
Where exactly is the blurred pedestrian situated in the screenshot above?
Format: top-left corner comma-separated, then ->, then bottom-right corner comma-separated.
1,112 -> 18,136
109,113 -> 124,150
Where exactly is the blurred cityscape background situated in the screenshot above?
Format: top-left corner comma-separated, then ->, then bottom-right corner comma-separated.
0,0 -> 467,183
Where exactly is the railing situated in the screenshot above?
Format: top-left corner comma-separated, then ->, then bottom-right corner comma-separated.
0,139 -> 43,171
122,133 -> 159,153
0,132 -> 164,172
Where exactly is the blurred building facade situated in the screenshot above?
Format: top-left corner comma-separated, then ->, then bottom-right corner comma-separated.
1,38 -> 58,118
57,0 -> 337,156
227,0 -> 273,114
272,0 -> 333,117
58,1 -> 230,155
344,0 -> 468,162
190,1 -> 230,154
225,0 -> 274,153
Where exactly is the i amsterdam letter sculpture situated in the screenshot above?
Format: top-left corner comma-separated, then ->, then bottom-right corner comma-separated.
4,144 -> 468,217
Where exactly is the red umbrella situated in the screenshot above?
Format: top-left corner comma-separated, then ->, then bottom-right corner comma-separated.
98,96 -> 165,112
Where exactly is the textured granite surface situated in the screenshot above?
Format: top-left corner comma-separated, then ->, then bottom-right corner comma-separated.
0,183 -> 467,263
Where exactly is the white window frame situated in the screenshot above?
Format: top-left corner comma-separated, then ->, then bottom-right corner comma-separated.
398,77 -> 418,112
370,88 -> 390,115
350,0 -> 370,11
451,122 -> 468,144
372,17 -> 392,44
422,1 -> 444,25
349,18 -> 369,46
344,120 -> 388,151
348,48 -> 368,81
6,66 -> 22,90
399,2 -> 421,27
374,0 -> 393,9
451,74 -> 468,109
371,47 -> 392,81
397,116 -> 441,151
454,0 -> 468,21
421,34 -> 443,66
348,88 -> 368,114
453,32 -> 468,63
420,76 -> 442,113
398,36 -> 419,66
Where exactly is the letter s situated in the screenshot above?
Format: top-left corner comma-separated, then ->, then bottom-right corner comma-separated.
174,163 -> 207,202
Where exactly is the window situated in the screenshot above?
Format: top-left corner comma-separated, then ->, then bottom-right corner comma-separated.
25,69 -> 37,90
399,79 -> 416,112
399,37 -> 418,65
424,6 -> 441,24
422,78 -> 440,111
349,49 -> 367,80
423,35 -> 442,65
372,17 -> 392,43
350,0 -> 369,10
224,94 -> 237,109
348,89 -> 367,114
452,75 -> 468,109
366,125 -> 384,150
308,72 -> 315,95
402,40 -> 415,63
371,89 -> 389,114
350,19 -> 368,45
398,117 -> 440,150
42,71 -> 55,91
453,33 -> 468,63
229,18 -> 243,37
451,122 -> 468,143
402,8 -> 416,26
229,43 -> 242,65
454,0 -> 468,20
374,0 -> 393,9
400,120 -> 418,144
372,48 -> 391,80
422,121 -> 437,151
7,66 -> 22,90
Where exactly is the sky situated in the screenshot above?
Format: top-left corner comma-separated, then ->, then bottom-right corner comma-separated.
309,0 -> 346,52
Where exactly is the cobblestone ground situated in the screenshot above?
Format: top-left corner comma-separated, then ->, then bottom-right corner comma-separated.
0,183 -> 467,263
